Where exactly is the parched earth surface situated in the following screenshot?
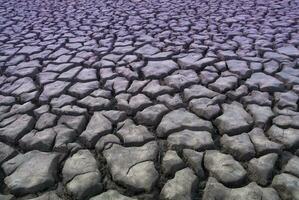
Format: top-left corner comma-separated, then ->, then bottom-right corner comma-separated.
0,0 -> 299,199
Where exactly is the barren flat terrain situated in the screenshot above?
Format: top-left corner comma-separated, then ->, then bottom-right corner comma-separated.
0,0 -> 299,199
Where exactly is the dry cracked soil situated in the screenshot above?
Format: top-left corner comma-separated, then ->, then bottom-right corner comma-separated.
0,0 -> 299,199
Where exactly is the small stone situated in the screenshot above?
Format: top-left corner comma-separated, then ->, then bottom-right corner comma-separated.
246,104 -> 274,128
168,129 -> 214,150
248,153 -> 278,186
184,85 -> 219,101
105,77 -> 129,94
264,60 -> 280,74
58,67 -> 82,81
214,61 -> 227,71
248,128 -> 283,155
218,50 -> 238,60
62,150 -> 102,200
40,81 -> 70,102
95,134 -> 120,153
90,190 -> 136,200
0,142 -> 16,164
135,44 -> 160,56
187,57 -> 217,70
62,150 -> 97,183
177,53 -> 203,69
142,80 -> 174,97
66,172 -> 102,200
127,80 -> 150,94
226,59 -> 251,77
52,125 -> 77,151
250,62 -> 263,72
26,191 -> 62,200
164,70 -> 199,89
157,109 -> 214,138
267,125 -> 299,149
101,110 -> 127,124
199,70 -> 219,85
277,45 -> 299,57
162,150 -> 185,176
283,156 -> 299,177
2,77 -> 36,96
0,194 -> 14,200
0,114 -> 35,144
79,112 -> 112,147
103,141 -> 159,192
215,102 -> 253,135
209,75 -> 238,93
202,178 -> 229,200
99,67 -> 116,80
142,60 -> 178,78
18,45 -> 42,54
0,95 -> 15,106
52,105 -> 87,116
273,115 -> 299,129
33,105 -> 50,118
116,93 -> 152,114
116,119 -> 154,145
38,72 -> 58,85
90,89 -> 112,98
160,168 -> 198,200
127,94 -> 152,113
241,91 -> 272,106
157,94 -> 184,109
50,94 -> 76,108
204,150 -> 247,185
264,51 -> 290,61
76,68 -> 97,81
246,72 -> 285,92
136,104 -> 169,126
117,66 -> 138,80
220,133 -> 255,161
272,173 -> 299,200
189,98 -> 221,120
68,81 -> 99,98
8,102 -> 35,116
182,149 -> 205,178
6,60 -> 40,77
35,113 -> 57,130
77,96 -> 111,111
19,128 -> 56,152
227,85 -> 248,100
58,115 -> 87,134
3,151 -> 60,195
275,91 -> 298,111
203,177 -> 280,200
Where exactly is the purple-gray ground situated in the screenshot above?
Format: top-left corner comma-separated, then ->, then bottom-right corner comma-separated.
0,0 -> 299,199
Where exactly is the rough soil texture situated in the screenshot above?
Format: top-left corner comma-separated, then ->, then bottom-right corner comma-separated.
0,0 -> 299,199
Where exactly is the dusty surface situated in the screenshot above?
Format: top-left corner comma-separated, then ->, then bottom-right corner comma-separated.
0,0 -> 299,199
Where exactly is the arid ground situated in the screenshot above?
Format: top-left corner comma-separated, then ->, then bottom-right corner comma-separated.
0,0 -> 299,199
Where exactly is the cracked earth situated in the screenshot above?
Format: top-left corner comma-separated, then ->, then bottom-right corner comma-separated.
0,0 -> 299,199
